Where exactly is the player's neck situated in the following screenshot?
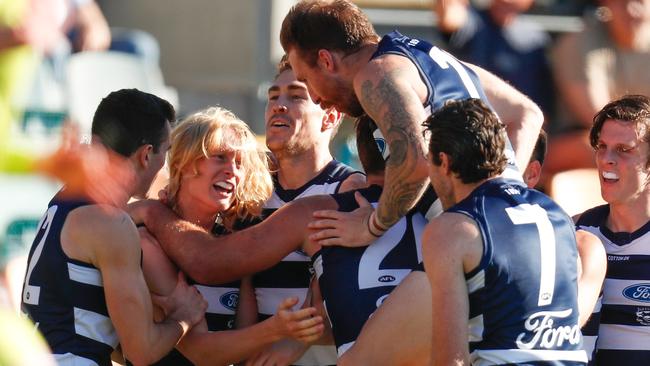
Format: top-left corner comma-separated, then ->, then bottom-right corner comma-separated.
450,179 -> 489,209
275,150 -> 333,189
607,196 -> 650,233
344,43 -> 379,75
175,192 -> 219,231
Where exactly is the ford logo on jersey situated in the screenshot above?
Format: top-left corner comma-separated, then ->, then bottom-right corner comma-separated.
220,291 -> 239,311
378,275 -> 396,283
623,284 -> 650,302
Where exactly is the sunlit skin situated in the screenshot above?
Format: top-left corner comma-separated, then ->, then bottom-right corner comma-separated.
287,50 -> 364,117
134,123 -> 172,199
595,119 -> 650,212
265,69 -> 331,157
175,150 -> 244,229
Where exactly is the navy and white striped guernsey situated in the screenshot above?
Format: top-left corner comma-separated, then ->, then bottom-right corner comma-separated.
576,205 -> 650,365
253,160 -> 357,365
153,217 -> 259,366
313,185 -> 425,357
447,178 -> 587,365
21,195 -> 118,366
370,31 -> 521,181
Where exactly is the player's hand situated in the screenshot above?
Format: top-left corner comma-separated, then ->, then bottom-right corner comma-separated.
272,297 -> 324,343
245,339 -> 308,366
127,199 -> 166,226
308,191 -> 377,247
38,124 -> 135,207
152,272 -> 207,332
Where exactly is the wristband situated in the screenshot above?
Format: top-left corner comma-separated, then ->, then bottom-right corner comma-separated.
368,211 -> 387,238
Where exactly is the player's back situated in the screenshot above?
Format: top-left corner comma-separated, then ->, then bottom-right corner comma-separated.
371,31 -> 521,182
314,185 -> 426,358
21,194 -> 118,366
448,178 -> 586,365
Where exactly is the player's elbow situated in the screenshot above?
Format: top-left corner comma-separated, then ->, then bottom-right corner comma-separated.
523,99 -> 544,131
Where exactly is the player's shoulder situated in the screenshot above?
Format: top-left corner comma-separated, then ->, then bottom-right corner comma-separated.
425,212 -> 479,250
338,172 -> 366,193
64,204 -> 139,252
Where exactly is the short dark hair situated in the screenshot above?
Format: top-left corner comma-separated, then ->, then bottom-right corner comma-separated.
275,54 -> 292,79
590,94 -> 650,165
356,115 -> 385,176
423,98 -> 507,184
91,89 -> 175,157
280,0 -> 379,66
529,129 -> 548,166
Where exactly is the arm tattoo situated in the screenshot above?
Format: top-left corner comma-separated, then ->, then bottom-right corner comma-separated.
359,68 -> 428,226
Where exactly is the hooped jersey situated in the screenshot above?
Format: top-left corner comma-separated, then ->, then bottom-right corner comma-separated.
253,160 -> 358,365
313,185 -> 426,357
21,195 -> 118,366
153,218 -> 259,366
371,31 -> 521,181
577,205 -> 650,365
448,178 -> 587,365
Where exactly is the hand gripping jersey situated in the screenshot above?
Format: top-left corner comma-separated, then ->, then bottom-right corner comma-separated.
371,31 -> 521,181
254,160 -> 358,365
153,217 -> 259,366
448,178 -> 587,365
21,196 -> 118,366
313,185 -> 426,357
577,205 -> 650,365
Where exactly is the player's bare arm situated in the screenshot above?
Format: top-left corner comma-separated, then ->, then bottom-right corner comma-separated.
138,219 -> 324,366
467,63 -> 544,170
357,57 -> 430,228
129,195 -> 336,284
177,296 -> 323,366
338,271 -> 431,366
62,205 -> 207,365
423,213 -> 482,366
575,229 -> 607,327
309,56 -> 429,247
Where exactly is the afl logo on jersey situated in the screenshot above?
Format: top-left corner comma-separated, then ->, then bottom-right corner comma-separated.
220,291 -> 239,311
623,284 -> 650,303
378,275 -> 396,283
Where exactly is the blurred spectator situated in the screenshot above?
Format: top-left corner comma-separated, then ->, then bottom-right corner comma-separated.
1,0 -> 66,172
434,0 -> 554,116
546,0 -> 650,178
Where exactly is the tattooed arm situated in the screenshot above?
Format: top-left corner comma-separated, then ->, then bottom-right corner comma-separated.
310,55 -> 429,246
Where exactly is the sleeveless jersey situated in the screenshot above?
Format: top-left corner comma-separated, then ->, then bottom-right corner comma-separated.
370,31 -> 521,181
253,160 -> 357,365
313,185 -> 425,358
153,218 -> 258,366
448,178 -> 587,365
576,205 -> 650,365
21,195 -> 118,366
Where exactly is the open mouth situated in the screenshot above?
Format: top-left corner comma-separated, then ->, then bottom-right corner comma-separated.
213,181 -> 235,194
268,116 -> 291,128
602,171 -> 619,183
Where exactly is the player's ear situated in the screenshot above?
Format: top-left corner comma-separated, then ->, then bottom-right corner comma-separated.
439,152 -> 451,175
523,160 -> 542,188
322,107 -> 342,131
137,144 -> 154,169
317,49 -> 336,72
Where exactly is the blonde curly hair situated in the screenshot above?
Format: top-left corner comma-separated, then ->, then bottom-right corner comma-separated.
167,107 -> 273,219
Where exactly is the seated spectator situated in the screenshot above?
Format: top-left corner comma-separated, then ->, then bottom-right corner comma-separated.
434,0 -> 553,116
546,0 -> 650,179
